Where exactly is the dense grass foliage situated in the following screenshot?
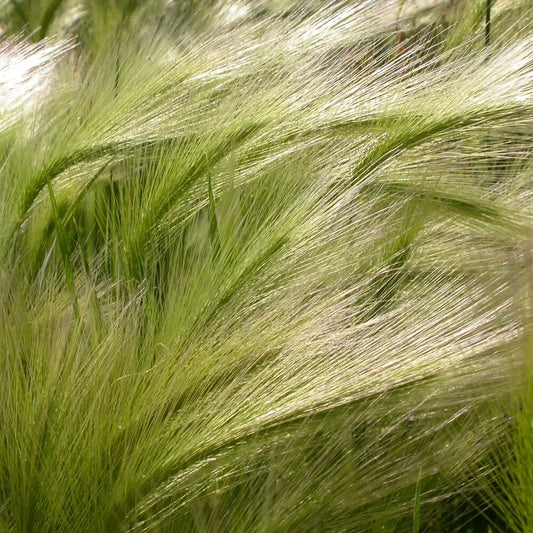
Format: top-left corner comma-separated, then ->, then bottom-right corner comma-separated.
0,1 -> 532,531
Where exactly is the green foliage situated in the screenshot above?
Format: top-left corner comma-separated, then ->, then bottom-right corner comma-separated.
0,1 -> 532,531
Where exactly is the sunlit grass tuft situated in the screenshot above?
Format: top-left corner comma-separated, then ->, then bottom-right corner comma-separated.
0,1 -> 532,531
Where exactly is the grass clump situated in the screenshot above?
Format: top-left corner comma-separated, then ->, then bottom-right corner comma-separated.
0,1 -> 532,531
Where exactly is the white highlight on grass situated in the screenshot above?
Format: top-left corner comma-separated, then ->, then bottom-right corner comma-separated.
0,39 -> 71,127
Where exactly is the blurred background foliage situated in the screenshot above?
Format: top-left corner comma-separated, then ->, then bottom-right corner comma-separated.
0,1 -> 530,43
